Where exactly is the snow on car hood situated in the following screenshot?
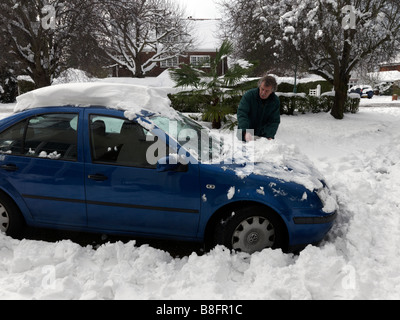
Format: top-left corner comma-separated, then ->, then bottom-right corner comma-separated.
213,132 -> 326,191
15,82 -> 180,120
213,134 -> 337,213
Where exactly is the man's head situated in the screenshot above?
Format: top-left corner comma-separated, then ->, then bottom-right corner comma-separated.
258,75 -> 277,100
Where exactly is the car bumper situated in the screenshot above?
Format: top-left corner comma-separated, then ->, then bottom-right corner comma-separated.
293,211 -> 337,224
287,209 -> 337,251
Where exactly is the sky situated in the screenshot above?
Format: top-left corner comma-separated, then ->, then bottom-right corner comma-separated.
176,0 -> 221,19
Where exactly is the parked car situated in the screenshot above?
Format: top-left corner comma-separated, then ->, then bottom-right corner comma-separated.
0,83 -> 337,254
348,85 -> 374,99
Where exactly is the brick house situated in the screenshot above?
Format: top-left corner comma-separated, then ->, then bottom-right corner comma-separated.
379,62 -> 400,72
112,19 -> 227,78
379,54 -> 400,72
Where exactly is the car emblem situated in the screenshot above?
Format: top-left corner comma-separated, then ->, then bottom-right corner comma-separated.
206,184 -> 215,190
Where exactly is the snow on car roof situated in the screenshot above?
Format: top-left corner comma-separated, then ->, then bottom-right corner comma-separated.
15,82 -> 180,120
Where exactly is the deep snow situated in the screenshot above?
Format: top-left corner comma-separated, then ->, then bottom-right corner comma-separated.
1,87 -> 400,299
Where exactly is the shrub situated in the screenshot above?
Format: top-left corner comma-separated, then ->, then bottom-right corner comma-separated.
169,40 -> 254,128
0,69 -> 18,103
276,92 -> 360,115
276,80 -> 332,95
345,95 -> 360,113
319,95 -> 335,112
277,82 -> 293,93
276,92 -> 308,115
17,76 -> 35,95
297,81 -> 332,95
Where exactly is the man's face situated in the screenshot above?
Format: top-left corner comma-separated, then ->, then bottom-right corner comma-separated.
259,82 -> 274,100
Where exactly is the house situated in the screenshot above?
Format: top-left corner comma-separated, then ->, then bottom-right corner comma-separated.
379,62 -> 400,72
379,54 -> 400,72
112,19 -> 227,78
375,55 -> 400,85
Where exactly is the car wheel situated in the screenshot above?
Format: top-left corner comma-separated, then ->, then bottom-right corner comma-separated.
0,195 -> 25,239
215,206 -> 285,254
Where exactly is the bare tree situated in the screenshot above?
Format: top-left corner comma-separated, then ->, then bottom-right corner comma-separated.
94,0 -> 193,78
0,0 -> 95,88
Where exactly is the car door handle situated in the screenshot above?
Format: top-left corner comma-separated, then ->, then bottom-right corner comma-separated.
1,164 -> 18,172
88,174 -> 108,181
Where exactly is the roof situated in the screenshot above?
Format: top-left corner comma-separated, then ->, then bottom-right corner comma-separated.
15,82 -> 179,120
370,71 -> 400,82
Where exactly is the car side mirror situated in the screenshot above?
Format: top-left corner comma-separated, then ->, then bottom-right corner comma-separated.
156,155 -> 188,172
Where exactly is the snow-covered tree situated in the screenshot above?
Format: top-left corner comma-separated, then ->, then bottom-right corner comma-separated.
0,0 -> 94,88
94,0 -> 193,78
260,0 -> 400,119
220,0 -> 294,76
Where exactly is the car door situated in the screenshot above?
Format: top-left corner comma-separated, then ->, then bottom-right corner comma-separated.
83,109 -> 201,239
0,109 -> 87,227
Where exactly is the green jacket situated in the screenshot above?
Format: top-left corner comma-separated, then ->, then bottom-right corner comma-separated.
237,88 -> 281,140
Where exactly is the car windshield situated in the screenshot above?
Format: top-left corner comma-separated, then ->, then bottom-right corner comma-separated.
150,114 -> 221,162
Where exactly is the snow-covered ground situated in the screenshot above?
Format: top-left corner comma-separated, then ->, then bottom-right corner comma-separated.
0,88 -> 400,299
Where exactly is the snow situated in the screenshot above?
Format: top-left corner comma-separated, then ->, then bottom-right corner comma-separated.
227,186 -> 235,200
368,70 -> 400,82
1,82 -> 400,299
15,82 -> 179,120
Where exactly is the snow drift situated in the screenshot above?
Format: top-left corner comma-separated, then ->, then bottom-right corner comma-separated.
1,91 -> 400,300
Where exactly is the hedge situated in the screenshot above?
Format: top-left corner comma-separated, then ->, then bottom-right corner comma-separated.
169,91 -> 360,115
277,92 -> 360,115
0,70 -> 18,103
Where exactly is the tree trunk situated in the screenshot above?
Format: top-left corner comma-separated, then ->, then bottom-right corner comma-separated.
331,72 -> 350,120
32,71 -> 51,89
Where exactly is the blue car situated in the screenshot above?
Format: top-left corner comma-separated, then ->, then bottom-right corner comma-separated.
0,83 -> 337,254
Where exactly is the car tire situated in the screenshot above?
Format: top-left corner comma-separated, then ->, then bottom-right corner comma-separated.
214,206 -> 285,254
0,195 -> 26,239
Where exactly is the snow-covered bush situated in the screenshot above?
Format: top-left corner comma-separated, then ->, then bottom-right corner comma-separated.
277,93 -> 359,115
0,68 -> 18,103
17,75 -> 35,96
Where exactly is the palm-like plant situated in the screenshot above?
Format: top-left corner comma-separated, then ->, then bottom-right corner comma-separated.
170,40 -> 253,129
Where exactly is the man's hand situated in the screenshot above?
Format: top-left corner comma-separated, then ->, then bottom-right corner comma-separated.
245,132 -> 254,142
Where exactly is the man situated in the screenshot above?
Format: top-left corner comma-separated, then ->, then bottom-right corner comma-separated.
237,75 -> 280,141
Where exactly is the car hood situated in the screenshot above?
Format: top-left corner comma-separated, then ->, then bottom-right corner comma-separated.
202,135 -> 326,192
198,137 -> 338,214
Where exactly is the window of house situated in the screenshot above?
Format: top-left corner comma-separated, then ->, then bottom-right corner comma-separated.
190,55 -> 211,68
160,57 -> 179,68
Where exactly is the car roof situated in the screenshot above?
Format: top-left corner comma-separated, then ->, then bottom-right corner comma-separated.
15,82 -> 180,120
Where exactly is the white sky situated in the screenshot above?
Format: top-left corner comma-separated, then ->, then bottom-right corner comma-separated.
176,0 -> 221,19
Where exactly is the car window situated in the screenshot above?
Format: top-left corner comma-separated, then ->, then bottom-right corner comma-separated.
25,113 -> 78,160
89,115 -> 164,168
0,113 -> 78,160
0,120 -> 27,156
